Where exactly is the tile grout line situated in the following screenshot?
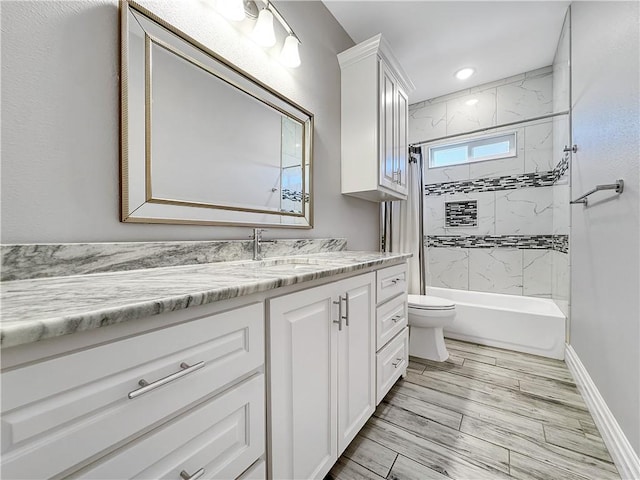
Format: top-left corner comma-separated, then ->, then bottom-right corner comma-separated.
375,403 -> 512,470
380,398 -> 462,432
508,449 -> 604,480
384,452 -> 399,479
418,361 -> 521,391
371,416 -> 511,478
455,412 -> 616,479
402,376 -> 590,429
342,449 -> 393,480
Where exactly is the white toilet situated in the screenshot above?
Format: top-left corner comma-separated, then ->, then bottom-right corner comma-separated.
407,294 -> 456,362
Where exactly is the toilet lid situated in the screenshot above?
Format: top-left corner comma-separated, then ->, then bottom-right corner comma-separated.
408,294 -> 455,310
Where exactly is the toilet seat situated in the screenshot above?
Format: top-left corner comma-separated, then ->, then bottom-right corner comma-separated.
408,294 -> 455,311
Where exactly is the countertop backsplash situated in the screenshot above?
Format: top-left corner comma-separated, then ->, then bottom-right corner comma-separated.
0,238 -> 347,281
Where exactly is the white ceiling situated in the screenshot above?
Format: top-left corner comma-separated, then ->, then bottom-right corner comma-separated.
322,1 -> 570,103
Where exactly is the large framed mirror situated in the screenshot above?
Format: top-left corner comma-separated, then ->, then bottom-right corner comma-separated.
121,1 -> 313,228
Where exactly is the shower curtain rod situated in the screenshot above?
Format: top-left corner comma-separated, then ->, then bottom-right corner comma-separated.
409,110 -> 570,147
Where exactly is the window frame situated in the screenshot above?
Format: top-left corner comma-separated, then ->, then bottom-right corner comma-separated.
427,131 -> 518,169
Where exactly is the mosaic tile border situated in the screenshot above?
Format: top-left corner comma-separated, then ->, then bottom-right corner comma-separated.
425,234 -> 569,253
552,234 -> 569,254
445,200 -> 478,227
425,152 -> 570,196
281,189 -> 310,203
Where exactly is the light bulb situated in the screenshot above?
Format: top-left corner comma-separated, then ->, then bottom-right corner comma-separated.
280,35 -> 301,68
217,0 -> 245,21
455,67 -> 475,80
253,8 -> 276,47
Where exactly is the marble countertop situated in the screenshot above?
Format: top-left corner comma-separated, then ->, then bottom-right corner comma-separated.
0,251 -> 410,348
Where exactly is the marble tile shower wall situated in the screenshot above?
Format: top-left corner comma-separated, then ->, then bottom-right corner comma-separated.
410,67 -> 571,298
409,66 -> 554,147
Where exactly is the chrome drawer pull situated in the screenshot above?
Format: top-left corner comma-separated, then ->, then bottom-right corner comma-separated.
392,358 -> 403,368
180,468 -> 205,480
128,361 -> 205,399
391,315 -> 402,323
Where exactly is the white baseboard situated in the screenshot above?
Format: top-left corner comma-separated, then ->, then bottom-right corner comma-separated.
565,344 -> 640,480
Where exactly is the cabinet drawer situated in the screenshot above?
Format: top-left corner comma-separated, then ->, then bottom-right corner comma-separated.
376,327 -> 408,404
1,303 -> 264,479
75,374 -> 264,479
376,293 -> 407,350
376,263 -> 407,305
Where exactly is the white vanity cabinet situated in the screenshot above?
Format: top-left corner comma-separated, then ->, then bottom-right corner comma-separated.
268,273 -> 376,480
375,264 -> 409,404
1,254 -> 410,480
0,303 -> 266,480
338,34 -> 415,202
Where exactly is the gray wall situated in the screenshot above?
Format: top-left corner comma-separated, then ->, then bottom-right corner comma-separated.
571,1 -> 639,455
1,0 -> 379,250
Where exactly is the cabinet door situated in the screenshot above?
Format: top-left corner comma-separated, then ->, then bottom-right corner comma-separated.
395,86 -> 409,195
269,283 -> 338,480
379,60 -> 398,191
337,274 -> 376,455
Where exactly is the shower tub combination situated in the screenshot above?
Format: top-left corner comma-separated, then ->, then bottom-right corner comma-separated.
428,287 -> 566,360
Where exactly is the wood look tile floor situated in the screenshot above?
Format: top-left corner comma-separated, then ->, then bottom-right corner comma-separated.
328,338 -> 620,480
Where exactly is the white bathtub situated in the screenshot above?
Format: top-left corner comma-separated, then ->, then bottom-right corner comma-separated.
427,287 -> 566,360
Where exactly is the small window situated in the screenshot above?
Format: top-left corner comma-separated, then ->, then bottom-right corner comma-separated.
428,132 -> 517,168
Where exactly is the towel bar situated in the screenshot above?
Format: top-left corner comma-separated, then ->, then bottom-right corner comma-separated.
570,179 -> 624,206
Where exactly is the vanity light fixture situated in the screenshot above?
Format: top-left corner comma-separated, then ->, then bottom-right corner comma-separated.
253,7 -> 277,47
465,98 -> 479,106
280,34 -> 301,68
455,67 -> 475,80
214,0 -> 302,68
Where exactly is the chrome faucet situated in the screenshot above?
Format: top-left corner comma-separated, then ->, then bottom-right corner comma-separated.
252,228 -> 276,261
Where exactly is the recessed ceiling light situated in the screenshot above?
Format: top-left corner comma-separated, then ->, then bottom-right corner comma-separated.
465,98 -> 479,106
455,67 -> 475,80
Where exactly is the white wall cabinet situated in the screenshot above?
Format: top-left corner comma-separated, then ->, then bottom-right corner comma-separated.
268,273 -> 376,480
339,34 -> 414,202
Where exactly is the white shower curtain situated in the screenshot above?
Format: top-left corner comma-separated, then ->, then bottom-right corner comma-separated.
390,151 -> 422,295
